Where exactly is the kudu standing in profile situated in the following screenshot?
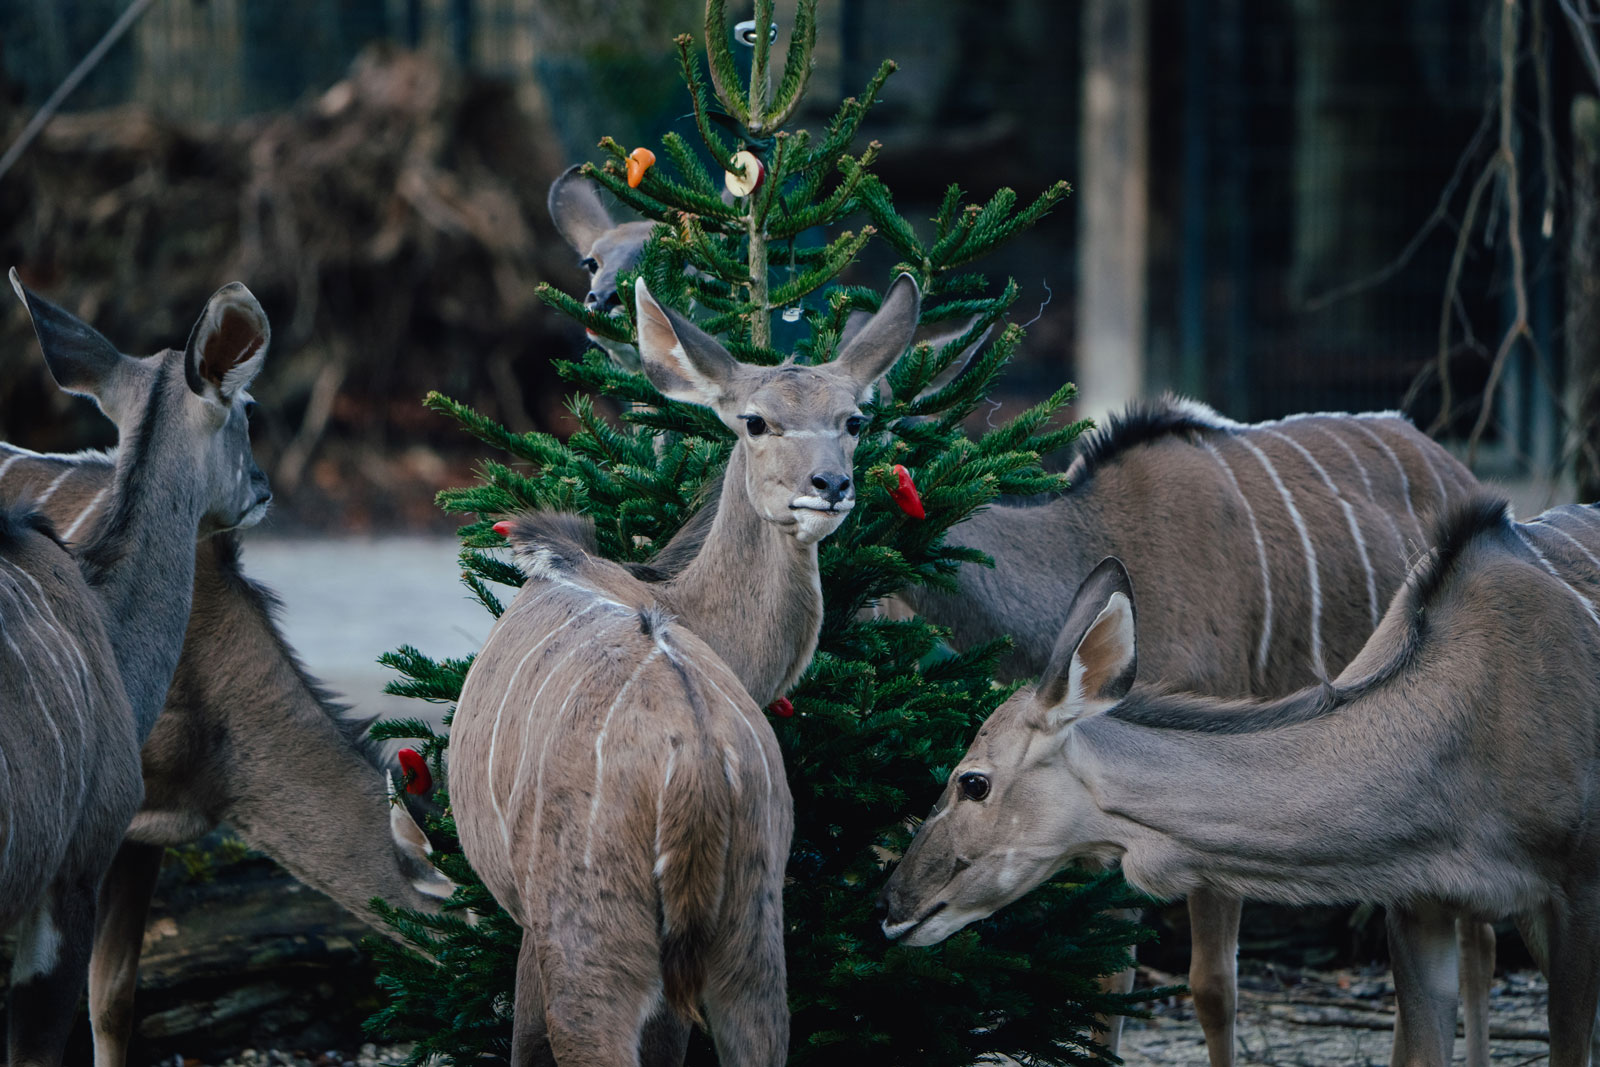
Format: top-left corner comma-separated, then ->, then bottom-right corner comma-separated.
883,498 -> 1600,1067
452,275 -> 921,1066
1,272 -> 272,1065
0,434 -> 454,1064
890,397 -> 1481,1064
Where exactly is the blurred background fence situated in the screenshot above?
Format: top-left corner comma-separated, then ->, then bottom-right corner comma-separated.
4,0 -> 1589,533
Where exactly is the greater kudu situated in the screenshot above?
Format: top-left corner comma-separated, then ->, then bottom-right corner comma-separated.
0,440 -> 454,1065
451,275 -> 921,1066
2,272 -> 271,1065
891,396 -> 1480,1064
883,498 -> 1600,1067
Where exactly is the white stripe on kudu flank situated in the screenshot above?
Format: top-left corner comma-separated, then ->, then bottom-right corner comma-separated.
1343,420 -> 1424,540
32,467 -> 74,507
1533,515 -> 1600,574
688,658 -> 777,842
60,488 -> 108,542
1202,441 -> 1275,675
483,600 -> 603,853
585,648 -> 665,869
1266,430 -> 1379,630
1517,527 -> 1600,632
1311,424 -> 1408,562
1236,434 -> 1327,678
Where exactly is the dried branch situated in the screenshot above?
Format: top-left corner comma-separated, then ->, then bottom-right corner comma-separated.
1467,0 -> 1536,461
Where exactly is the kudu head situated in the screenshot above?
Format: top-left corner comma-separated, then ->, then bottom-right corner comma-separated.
550,166 -> 656,371
879,556 -> 1138,946
11,272 -> 272,533
635,274 -> 920,545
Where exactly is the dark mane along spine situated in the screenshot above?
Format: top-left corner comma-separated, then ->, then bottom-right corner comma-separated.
1406,496 -> 1514,614
1067,394 -> 1231,489
0,502 -> 62,549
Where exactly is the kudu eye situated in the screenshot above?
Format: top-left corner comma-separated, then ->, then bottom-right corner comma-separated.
741,415 -> 768,437
845,415 -> 866,437
243,399 -> 259,420
958,772 -> 991,801
580,257 -> 598,274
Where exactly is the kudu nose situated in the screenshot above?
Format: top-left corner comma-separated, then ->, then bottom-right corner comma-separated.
586,290 -> 623,314
810,472 -> 851,505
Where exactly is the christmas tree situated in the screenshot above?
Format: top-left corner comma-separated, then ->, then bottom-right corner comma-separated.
366,1 -> 1154,1063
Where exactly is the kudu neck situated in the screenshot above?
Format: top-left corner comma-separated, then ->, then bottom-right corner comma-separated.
79,376 -> 206,741
899,491 -> 1111,679
1069,701 -> 1449,907
664,445 -> 822,706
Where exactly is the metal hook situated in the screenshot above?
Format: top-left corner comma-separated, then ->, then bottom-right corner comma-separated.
734,19 -> 779,47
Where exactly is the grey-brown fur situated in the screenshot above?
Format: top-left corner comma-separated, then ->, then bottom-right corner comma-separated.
885,499 -> 1600,1067
451,276 -> 920,1065
0,443 -> 455,1066
2,274 -> 272,1066
891,396 -> 1481,1066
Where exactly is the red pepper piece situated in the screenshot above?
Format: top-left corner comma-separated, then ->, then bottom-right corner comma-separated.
493,520 -> 513,538
890,464 -> 925,519
768,696 -> 795,718
397,748 -> 433,795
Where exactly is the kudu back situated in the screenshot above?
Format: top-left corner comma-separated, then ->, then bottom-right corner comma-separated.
884,499 -> 1600,1067
1,273 -> 274,1065
891,397 -> 1480,1065
451,275 -> 920,1066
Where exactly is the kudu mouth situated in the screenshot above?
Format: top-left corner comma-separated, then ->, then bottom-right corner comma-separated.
881,899 -> 945,941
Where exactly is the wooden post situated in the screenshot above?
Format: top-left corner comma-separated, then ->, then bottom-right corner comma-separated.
1570,95 -> 1600,500
1076,0 -> 1150,423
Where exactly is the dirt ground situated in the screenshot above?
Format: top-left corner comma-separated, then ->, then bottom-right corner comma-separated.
1122,963 -> 1552,1067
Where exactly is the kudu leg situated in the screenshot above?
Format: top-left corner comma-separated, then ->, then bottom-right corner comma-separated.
89,841 -> 164,1067
703,938 -> 788,1067
1545,897 -> 1600,1067
8,875 -> 99,1067
638,1007 -> 691,1067
511,931 -> 556,1067
1187,888 -> 1243,1067
1094,926 -> 1137,1056
1387,903 -> 1458,1067
1456,918 -> 1495,1067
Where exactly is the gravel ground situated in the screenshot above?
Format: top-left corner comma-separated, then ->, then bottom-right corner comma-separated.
1122,965 -> 1552,1067
169,1043 -> 413,1067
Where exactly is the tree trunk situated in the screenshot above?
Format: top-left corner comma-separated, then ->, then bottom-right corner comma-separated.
1570,95 -> 1600,500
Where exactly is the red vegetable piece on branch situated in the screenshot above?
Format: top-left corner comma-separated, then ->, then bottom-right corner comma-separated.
768,696 -> 795,718
493,520 -> 513,538
397,748 -> 433,795
890,464 -> 925,519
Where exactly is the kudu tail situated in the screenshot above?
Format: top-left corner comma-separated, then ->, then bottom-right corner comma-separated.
655,732 -> 734,1025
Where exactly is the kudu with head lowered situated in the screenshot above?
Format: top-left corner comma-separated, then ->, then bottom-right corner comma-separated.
451,276 -> 920,1066
883,496 -> 1600,1067
1,273 -> 271,1065
890,397 -> 1481,1064
0,440 -> 454,1065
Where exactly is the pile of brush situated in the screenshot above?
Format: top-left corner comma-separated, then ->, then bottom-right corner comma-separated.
0,45 -> 583,530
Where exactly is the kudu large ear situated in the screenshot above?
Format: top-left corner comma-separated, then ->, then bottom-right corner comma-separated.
10,268 -> 133,401
1035,557 -> 1138,727
840,312 -> 989,404
184,282 -> 269,404
388,774 -> 457,902
635,278 -> 748,416
833,273 -> 921,400
548,165 -> 615,255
